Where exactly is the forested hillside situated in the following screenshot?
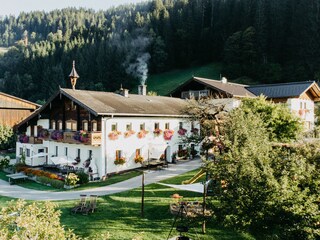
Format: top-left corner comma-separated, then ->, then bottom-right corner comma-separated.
0,0 -> 319,102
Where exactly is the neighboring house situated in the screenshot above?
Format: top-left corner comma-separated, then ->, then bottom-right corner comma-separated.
247,81 -> 320,130
169,76 -> 255,99
0,92 -> 40,128
15,64 -> 198,178
170,77 -> 320,131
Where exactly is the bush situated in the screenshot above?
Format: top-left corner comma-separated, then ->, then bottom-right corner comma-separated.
0,156 -> 10,170
37,176 -> 64,189
76,171 -> 89,184
65,173 -> 79,186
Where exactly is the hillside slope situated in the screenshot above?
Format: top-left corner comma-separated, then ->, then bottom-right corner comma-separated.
145,63 -> 222,96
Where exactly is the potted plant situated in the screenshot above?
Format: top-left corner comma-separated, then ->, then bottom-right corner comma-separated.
134,155 -> 144,164
163,129 -> 174,140
124,130 -> 135,138
137,130 -> 149,139
108,130 -> 121,140
37,128 -> 50,139
51,130 -> 64,141
64,173 -> 79,189
74,130 -> 89,143
178,128 -> 187,136
153,128 -> 163,137
18,134 -> 29,143
114,156 -> 126,165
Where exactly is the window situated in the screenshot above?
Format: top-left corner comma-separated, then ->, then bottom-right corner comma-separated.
304,102 -> 307,109
66,120 -> 77,131
58,120 -> 63,130
116,150 -> 122,159
82,120 -> 88,131
140,123 -> 145,130
179,122 -> 183,130
165,122 -> 170,129
51,120 -> 56,130
178,145 -> 183,151
92,121 -> 97,132
135,148 -> 141,157
300,102 -> 303,109
26,149 -> 30,157
126,123 -> 132,131
19,148 -> 23,155
55,146 -> 58,156
111,123 -> 117,131
88,150 -> 92,159
38,149 -> 44,153
191,121 -> 195,130
154,122 -> 159,130
65,147 -> 68,156
77,149 -> 81,158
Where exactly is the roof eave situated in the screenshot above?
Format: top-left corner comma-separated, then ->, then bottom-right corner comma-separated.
98,113 -> 189,118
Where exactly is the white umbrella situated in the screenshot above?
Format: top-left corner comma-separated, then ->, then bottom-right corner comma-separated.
31,152 -> 48,158
50,156 -> 76,165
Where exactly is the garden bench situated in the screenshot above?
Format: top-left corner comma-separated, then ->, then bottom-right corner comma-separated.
6,173 -> 28,185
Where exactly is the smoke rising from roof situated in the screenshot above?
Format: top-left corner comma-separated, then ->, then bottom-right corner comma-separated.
124,36 -> 151,85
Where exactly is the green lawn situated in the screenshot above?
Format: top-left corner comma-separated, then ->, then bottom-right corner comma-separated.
0,168 -> 254,239
133,62 -> 222,96
58,169 -> 254,240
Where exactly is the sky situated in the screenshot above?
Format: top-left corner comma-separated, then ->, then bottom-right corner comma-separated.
0,0 -> 148,17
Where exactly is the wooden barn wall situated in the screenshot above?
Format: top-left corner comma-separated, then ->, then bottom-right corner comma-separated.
0,94 -> 38,110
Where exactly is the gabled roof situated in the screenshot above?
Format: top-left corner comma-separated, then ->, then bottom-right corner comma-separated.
17,88 -> 189,129
169,77 -> 256,98
246,81 -> 320,99
0,92 -> 40,109
61,88 -> 188,116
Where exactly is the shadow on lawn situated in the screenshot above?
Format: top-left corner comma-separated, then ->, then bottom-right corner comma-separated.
59,184 -> 253,240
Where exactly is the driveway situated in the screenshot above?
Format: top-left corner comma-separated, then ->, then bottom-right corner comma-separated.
0,159 -> 202,201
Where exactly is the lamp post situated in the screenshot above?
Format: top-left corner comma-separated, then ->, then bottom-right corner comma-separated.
141,171 -> 145,217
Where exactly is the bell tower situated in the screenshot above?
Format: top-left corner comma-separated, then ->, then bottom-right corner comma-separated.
69,60 -> 79,90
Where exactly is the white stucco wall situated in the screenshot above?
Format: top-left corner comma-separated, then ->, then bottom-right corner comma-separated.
287,98 -> 314,130
103,117 -> 196,175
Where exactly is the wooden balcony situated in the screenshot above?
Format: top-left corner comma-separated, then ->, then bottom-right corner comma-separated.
181,90 -> 210,99
63,131 -> 102,145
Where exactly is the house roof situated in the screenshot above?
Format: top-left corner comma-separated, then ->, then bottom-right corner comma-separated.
246,81 -> 320,99
61,88 -> 188,117
0,92 -> 40,109
172,77 -> 256,97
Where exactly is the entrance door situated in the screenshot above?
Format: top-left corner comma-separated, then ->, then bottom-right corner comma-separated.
165,146 -> 172,163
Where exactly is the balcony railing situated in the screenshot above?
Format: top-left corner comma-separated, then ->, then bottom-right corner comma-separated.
181,89 -> 210,99
18,131 -> 102,146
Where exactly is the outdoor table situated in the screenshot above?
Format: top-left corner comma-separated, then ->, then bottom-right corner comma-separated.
6,173 -> 28,185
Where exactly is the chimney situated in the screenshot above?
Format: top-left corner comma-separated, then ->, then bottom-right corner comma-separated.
69,60 -> 80,90
221,77 -> 227,84
138,85 -> 147,96
121,89 -> 129,98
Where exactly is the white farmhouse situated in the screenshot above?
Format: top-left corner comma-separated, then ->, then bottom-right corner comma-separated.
15,65 -> 198,179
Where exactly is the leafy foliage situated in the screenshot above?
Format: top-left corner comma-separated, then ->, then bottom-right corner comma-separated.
0,125 -> 15,150
240,96 -> 303,142
208,105 -> 320,239
0,199 -> 78,239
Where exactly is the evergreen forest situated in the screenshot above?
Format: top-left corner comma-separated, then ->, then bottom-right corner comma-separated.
0,0 -> 319,103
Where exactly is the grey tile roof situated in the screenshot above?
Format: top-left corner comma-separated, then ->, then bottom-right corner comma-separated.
246,81 -> 316,98
193,77 -> 256,97
61,88 -> 188,116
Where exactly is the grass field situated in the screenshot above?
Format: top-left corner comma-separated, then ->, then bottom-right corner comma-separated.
0,168 -> 254,239
136,62 -> 222,96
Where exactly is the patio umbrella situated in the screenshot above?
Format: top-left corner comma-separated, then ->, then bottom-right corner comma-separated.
50,156 -> 76,165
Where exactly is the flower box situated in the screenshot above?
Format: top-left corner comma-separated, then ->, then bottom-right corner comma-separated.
153,128 -> 163,137
164,129 -> 174,140
124,130 -> 136,138
108,130 -> 121,140
74,130 -> 89,143
114,157 -> 126,165
51,130 -> 64,141
178,128 -> 187,136
137,130 -> 149,139
134,155 -> 144,164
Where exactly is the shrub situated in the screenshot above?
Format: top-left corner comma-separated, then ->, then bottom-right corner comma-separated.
76,171 -> 89,184
0,156 -> 10,170
37,176 -> 64,189
65,173 -> 79,186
